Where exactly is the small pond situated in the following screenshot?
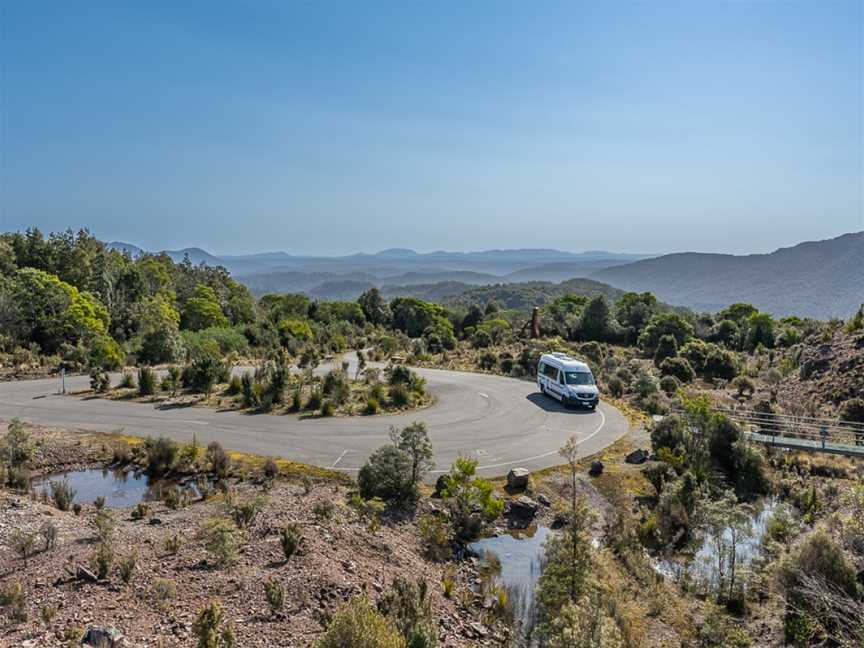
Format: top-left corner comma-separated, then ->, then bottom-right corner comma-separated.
656,497 -> 778,589
469,525 -> 551,644
33,468 -> 199,509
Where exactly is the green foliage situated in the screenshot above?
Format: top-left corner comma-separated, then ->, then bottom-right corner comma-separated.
205,441 -> 232,479
578,295 -> 615,342
138,366 -> 157,396
358,444 -> 415,504
89,334 -> 124,369
638,312 -> 694,354
378,577 -> 436,648
846,304 -> 864,333
0,418 -> 34,469
659,374 -> 680,395
605,375 -> 624,397
745,312 -> 776,350
390,297 -> 446,338
358,288 -> 392,326
118,550 -> 137,584
315,597 -> 407,648
8,528 -> 37,564
653,334 -> 678,366
264,578 -> 284,616
441,457 -> 503,542
192,600 -> 235,648
182,284 -> 229,331
659,356 -> 695,383
839,397 -> 864,424
536,496 -> 595,634
279,524 -> 304,561
49,479 -> 77,511
390,422 -> 434,491
182,326 -> 249,358
731,375 -> 755,397
615,291 -> 659,341
718,303 -> 758,323
200,517 -> 238,567
144,436 -> 178,476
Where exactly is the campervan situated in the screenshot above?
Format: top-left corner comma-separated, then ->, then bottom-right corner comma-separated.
537,352 -> 599,409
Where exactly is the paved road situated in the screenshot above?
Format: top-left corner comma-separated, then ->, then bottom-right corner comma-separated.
0,362 -> 629,477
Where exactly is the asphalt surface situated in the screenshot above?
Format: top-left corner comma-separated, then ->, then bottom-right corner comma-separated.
0,360 -> 629,477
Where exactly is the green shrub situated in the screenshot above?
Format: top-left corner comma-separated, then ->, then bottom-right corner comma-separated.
364,397 -> 380,415
313,499 -> 335,521
118,550 -> 137,584
417,513 -> 451,561
441,457 -> 503,542
264,577 -> 284,616
39,521 -> 58,551
279,524 -> 304,561
200,517 -> 238,567
138,367 -> 157,396
118,371 -> 136,389
50,479 -> 76,511
358,445 -> 414,504
230,496 -> 264,529
659,356 -> 695,383
378,577 -> 436,648
131,502 -> 151,520
315,597 -> 406,648
605,376 -> 624,398
659,375 -> 680,396
305,389 -> 322,411
144,436 -> 178,475
192,600 -> 235,648
478,351 -> 496,370
731,375 -> 755,398
653,334 -> 679,366
388,384 -> 411,408
320,400 -> 336,417
90,541 -> 114,580
839,398 -> 864,424
0,418 -> 34,469
89,369 -> 111,393
8,528 -> 37,564
205,441 -> 231,479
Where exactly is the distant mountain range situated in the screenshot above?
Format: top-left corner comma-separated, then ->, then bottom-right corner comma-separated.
593,232 -> 863,319
109,232 -> 863,319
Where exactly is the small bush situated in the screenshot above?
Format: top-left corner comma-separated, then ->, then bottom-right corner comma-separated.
388,384 -> 411,408
144,436 -> 179,476
306,389 -> 322,411
417,513 -> 451,561
605,376 -> 624,397
150,578 -> 177,608
320,400 -> 336,417
263,458 -> 279,481
138,367 -> 157,396
118,371 -> 136,389
358,445 -> 414,504
205,441 -> 232,479
39,521 -> 58,551
279,524 -> 304,561
377,577 -> 436,648
201,517 -> 238,567
118,550 -> 137,584
230,496 -> 264,529
89,369 -> 111,392
265,578 -> 285,616
659,356 -> 695,383
131,502 -> 151,520
8,528 -> 37,564
478,352 -> 497,370
364,397 -> 380,415
164,533 -> 182,555
90,541 -> 114,580
659,375 -> 680,395
50,479 -> 76,511
192,600 -> 236,648
314,597 -> 405,648
731,375 -> 755,398
94,495 -> 106,511
0,581 -> 27,622
313,499 -> 335,521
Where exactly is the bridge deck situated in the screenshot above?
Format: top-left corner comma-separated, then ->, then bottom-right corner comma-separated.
745,432 -> 864,458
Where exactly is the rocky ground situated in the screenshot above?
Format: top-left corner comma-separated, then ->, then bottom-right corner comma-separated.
0,425 -> 509,648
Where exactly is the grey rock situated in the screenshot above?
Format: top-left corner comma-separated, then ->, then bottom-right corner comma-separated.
589,460 -> 604,477
625,449 -> 649,465
536,493 -> 551,507
506,467 -> 530,491
76,565 -> 98,583
82,626 -> 124,648
506,496 -> 539,521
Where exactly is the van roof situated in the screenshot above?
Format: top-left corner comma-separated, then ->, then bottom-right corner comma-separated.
539,352 -> 590,370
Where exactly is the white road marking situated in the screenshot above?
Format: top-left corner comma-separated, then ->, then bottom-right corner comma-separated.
428,408 -> 607,474
478,393 -> 489,399
330,449 -> 349,468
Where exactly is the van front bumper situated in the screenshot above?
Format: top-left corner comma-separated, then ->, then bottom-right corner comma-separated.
562,395 -> 599,408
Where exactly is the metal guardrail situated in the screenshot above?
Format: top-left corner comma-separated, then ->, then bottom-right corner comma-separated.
674,408 -> 864,456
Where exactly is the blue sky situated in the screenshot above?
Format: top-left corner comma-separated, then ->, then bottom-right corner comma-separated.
1,1 -> 861,255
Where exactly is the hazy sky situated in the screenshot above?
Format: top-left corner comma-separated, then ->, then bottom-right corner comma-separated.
1,1 -> 862,256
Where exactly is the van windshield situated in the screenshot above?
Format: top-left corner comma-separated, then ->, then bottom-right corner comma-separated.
564,371 -> 595,386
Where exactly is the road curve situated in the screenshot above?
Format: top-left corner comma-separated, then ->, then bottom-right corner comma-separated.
0,364 -> 629,477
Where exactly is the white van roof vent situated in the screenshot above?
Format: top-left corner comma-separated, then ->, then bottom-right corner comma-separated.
550,352 -> 574,361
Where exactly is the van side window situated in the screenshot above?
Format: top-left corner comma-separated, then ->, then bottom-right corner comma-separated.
541,363 -> 558,380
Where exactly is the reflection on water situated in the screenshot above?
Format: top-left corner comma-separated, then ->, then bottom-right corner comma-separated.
33,468 -> 199,509
469,526 -> 551,645
656,497 -> 777,590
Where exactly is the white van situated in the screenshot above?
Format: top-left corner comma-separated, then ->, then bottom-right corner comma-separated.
537,352 -> 599,409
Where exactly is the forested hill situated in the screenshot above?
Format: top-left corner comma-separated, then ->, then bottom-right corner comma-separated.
593,232 -> 864,319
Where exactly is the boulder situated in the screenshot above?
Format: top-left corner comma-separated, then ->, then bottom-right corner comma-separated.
434,475 -> 448,498
589,460 -> 604,477
506,496 -> 539,521
506,468 -> 530,491
82,626 -> 124,648
536,493 -> 551,507
76,565 -> 98,583
625,449 -> 649,465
